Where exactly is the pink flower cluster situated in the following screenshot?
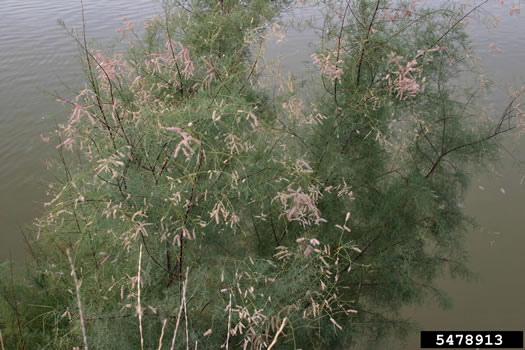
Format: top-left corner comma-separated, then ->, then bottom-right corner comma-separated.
274,186 -> 327,227
117,18 -> 135,34
387,57 -> 424,100
165,126 -> 200,160
385,47 -> 447,100
311,53 -> 344,83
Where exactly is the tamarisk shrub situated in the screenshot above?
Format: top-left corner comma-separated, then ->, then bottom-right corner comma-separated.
1,0 -> 523,349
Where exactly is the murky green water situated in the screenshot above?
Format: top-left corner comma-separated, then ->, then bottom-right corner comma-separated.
1,1 -> 524,348
0,0 -> 161,260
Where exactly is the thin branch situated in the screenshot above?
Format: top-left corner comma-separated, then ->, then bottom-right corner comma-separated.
158,319 -> 168,350
138,244 -> 144,350
356,0 -> 381,86
0,329 -> 5,350
426,96 -> 518,178
169,269 -> 188,350
267,317 -> 288,350
224,291 -> 232,350
66,248 -> 89,350
139,229 -> 171,275
238,39 -> 264,94
428,0 -> 489,49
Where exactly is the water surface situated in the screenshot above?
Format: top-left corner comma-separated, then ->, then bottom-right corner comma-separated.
0,0 -> 161,259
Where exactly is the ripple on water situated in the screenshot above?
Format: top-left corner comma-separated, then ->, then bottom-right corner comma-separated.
0,0 -> 162,258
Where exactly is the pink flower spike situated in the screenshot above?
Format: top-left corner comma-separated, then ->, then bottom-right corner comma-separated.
56,138 -> 75,151
40,134 -> 50,143
310,238 -> 320,246
124,21 -> 135,31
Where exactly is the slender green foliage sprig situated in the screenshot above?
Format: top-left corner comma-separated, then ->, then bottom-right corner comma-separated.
1,0 -> 524,349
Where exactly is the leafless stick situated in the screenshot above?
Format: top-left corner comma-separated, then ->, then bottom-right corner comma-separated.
184,268 -> 189,350
429,0 -> 489,49
138,244 -> 144,350
173,0 -> 192,13
356,0 -> 381,86
170,269 -> 188,350
158,319 -> 168,350
0,329 -> 5,350
66,248 -> 89,350
267,317 -> 288,350
169,294 -> 184,349
224,292 -> 232,350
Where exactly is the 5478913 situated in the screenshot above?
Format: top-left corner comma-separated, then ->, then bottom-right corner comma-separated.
420,331 -> 523,348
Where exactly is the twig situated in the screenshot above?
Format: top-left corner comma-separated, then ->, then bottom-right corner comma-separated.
356,0 -> 381,86
66,248 -> 89,350
429,0 -> 488,49
158,319 -> 168,350
139,230 -> 171,275
169,293 -> 184,349
0,328 -> 5,350
237,39 -> 264,94
138,244 -> 144,350
267,317 -> 288,350
170,269 -> 188,350
425,96 -> 518,178
224,291 -> 232,350
173,0 -> 192,13
184,272 -> 189,350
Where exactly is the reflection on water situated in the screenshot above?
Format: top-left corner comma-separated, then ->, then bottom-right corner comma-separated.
0,0 -> 524,348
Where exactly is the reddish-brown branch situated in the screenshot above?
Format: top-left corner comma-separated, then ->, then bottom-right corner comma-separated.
425,97 -> 517,178
356,0 -> 381,86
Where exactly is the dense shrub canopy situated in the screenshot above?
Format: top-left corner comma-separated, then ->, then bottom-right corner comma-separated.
1,0 -> 523,349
